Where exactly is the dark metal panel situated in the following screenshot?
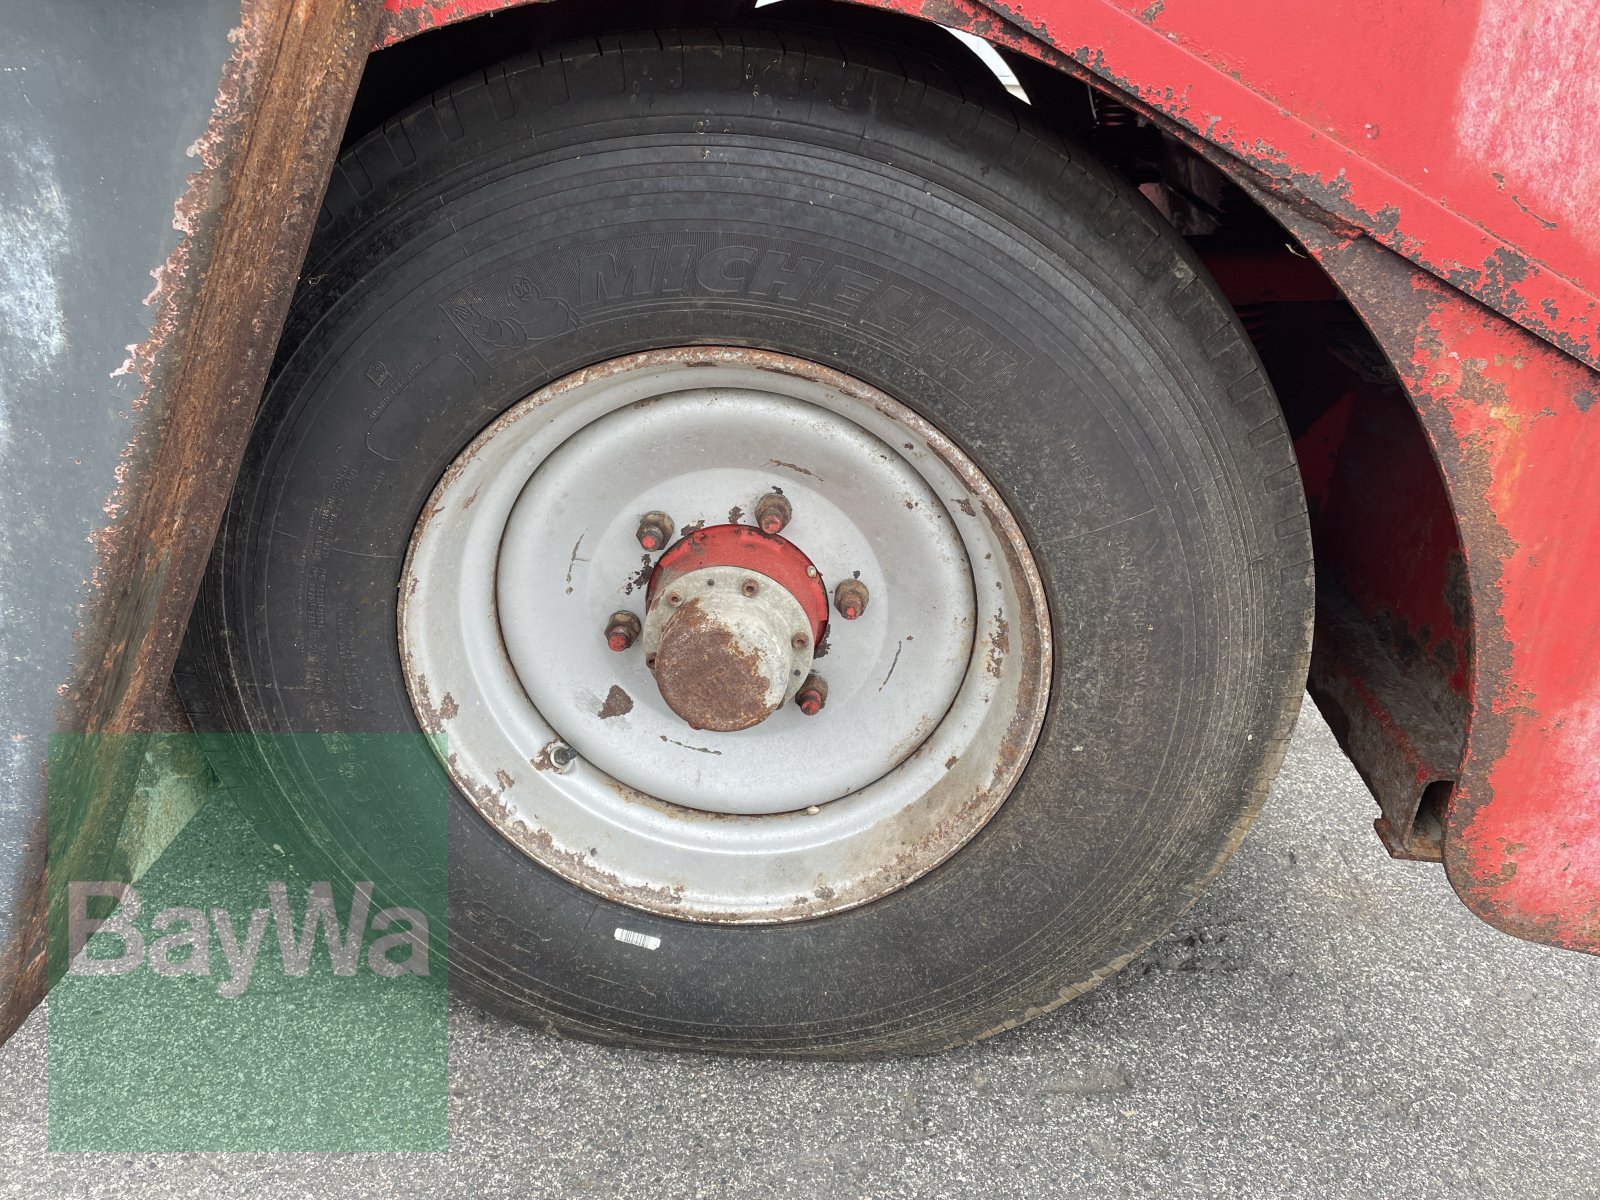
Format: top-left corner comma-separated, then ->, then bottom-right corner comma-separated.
0,0 -> 383,1044
0,0 -> 241,1040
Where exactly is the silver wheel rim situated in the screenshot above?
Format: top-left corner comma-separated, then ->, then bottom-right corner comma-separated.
399,347 -> 1051,922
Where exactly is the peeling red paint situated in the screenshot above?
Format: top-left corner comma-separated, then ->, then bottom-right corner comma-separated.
1279,214 -> 1600,953
376,0 -> 535,46
987,0 -> 1600,368
1407,278 -> 1600,951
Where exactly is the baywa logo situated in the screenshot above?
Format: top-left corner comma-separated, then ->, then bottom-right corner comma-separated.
67,880 -> 430,998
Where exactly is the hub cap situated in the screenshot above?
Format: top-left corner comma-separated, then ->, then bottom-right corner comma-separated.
645,560 -> 815,732
399,348 -> 1051,922
641,523 -> 831,731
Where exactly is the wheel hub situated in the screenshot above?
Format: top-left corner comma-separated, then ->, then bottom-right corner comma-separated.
640,525 -> 828,731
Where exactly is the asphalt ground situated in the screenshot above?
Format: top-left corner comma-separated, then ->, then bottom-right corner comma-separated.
2,697 -> 1596,1198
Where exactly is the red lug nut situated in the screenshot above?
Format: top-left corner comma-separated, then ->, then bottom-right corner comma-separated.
604,611 -> 642,652
636,511 -> 675,552
753,493 -> 792,535
794,673 -> 828,716
833,578 -> 869,620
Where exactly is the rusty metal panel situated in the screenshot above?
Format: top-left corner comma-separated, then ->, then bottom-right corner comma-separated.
897,0 -> 1600,368
1278,218 -> 1600,953
0,0 -> 243,1044
0,0 -> 382,1045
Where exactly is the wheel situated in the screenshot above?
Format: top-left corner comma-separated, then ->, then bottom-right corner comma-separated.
179,26 -> 1312,1055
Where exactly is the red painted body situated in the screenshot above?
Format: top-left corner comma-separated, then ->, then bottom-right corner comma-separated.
375,0 -> 1600,953
1398,273 -> 1600,948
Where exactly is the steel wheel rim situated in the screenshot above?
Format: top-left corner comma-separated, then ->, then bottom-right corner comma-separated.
399,347 -> 1051,922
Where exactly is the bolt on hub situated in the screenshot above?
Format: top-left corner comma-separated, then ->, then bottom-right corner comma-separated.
795,673 -> 828,716
753,493 -> 792,535
604,610 -> 641,651
834,578 -> 869,620
635,511 -> 675,552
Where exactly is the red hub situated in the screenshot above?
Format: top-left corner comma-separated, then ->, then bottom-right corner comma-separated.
637,524 -> 833,731
647,524 -> 830,647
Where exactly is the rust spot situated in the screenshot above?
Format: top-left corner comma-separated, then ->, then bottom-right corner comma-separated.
728,504 -> 744,524
438,693 -> 459,720
597,685 -> 634,720
455,765 -> 692,910
986,611 -> 1011,678
622,553 -> 653,596
768,459 -> 820,479
407,673 -> 446,732
953,497 -> 976,516
654,602 -> 774,732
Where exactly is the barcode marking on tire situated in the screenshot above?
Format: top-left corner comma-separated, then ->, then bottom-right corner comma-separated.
614,927 -> 661,951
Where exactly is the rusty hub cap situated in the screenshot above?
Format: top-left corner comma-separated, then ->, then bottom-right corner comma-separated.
642,525 -> 828,731
648,574 -> 805,731
398,348 -> 1050,924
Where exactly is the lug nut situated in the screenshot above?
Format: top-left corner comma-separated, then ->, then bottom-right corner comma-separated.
740,577 -> 760,598
753,493 -> 792,535
794,673 -> 828,716
604,611 -> 641,652
834,578 -> 869,620
636,511 -> 675,552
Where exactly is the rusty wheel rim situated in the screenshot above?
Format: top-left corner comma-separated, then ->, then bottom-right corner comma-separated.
399,348 -> 1051,923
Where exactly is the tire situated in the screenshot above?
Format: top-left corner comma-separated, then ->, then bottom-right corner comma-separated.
178,26 -> 1312,1056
